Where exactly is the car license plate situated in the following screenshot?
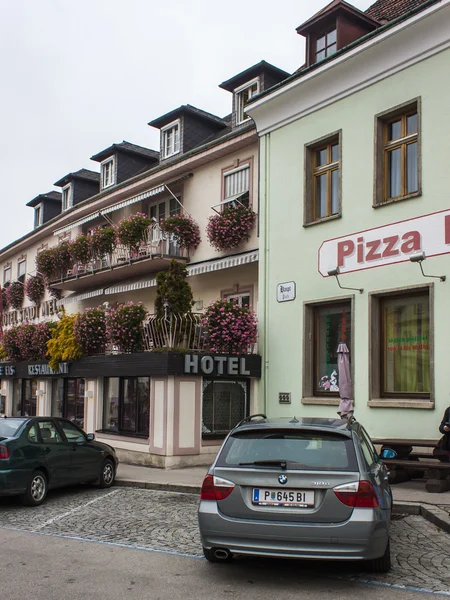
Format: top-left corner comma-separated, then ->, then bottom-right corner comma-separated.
252,488 -> 314,507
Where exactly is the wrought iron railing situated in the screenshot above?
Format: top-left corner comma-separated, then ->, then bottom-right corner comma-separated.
143,313 -> 205,351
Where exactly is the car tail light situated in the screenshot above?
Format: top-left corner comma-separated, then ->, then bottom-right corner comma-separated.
200,474 -> 235,501
333,480 -> 379,508
0,445 -> 10,459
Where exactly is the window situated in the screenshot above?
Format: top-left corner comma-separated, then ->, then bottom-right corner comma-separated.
17,258 -> 26,281
12,379 -> 38,417
59,420 -> 86,443
161,120 -> 180,158
3,265 -> 11,285
375,100 -> 420,205
223,286 -> 252,309
103,377 -> 150,437
37,420 -> 63,443
202,379 -> 249,439
235,78 -> 260,125
315,28 -> 337,62
34,204 -> 43,228
52,378 -> 85,429
62,184 -> 73,211
149,197 -> 181,222
305,132 -> 341,224
101,158 -> 115,189
223,166 -> 250,209
381,293 -> 430,397
27,424 -> 39,443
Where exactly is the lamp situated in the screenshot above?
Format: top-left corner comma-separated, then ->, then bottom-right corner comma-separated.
193,299 -> 203,311
409,252 -> 446,282
327,267 -> 363,294
84,390 -> 94,399
35,389 -> 44,397
0,389 -> 6,396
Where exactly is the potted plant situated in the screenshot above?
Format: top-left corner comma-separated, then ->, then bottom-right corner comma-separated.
7,281 -> 24,310
70,234 -> 92,265
201,298 -> 257,354
160,214 -> 201,251
24,276 -> 45,305
16,322 -> 54,361
74,306 -> 107,355
2,327 -> 21,360
89,227 -> 116,260
206,205 -> 256,251
116,213 -> 150,253
107,302 -> 147,353
36,248 -> 57,281
52,242 -> 73,278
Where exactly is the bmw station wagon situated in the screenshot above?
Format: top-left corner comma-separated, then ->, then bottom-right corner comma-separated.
0,416 -> 119,506
198,415 -> 392,572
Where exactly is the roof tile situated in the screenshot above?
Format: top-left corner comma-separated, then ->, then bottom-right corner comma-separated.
365,0 -> 430,21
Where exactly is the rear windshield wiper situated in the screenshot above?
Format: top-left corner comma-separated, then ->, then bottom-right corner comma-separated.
239,460 -> 287,469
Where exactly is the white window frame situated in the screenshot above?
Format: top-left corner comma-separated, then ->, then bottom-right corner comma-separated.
17,259 -> 26,279
34,203 -> 43,228
3,266 -> 11,285
235,78 -> 260,125
61,184 -> 73,211
161,120 -> 181,159
148,196 -> 182,222
101,157 -> 116,189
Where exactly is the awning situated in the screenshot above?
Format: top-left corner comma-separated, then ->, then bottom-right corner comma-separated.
53,174 -> 192,236
58,288 -> 105,306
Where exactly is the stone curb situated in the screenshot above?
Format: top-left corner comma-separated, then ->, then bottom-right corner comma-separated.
116,479 -> 201,495
394,500 -> 450,534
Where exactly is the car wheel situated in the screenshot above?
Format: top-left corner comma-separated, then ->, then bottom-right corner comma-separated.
21,470 -> 48,507
99,458 -> 115,488
369,539 -> 391,573
203,547 -> 233,563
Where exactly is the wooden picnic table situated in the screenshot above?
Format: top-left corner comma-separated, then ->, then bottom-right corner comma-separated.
372,438 -> 450,493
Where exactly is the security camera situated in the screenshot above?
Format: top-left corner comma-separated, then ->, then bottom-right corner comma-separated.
409,251 -> 426,263
327,267 -> 340,277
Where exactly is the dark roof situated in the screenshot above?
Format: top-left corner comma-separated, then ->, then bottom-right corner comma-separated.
366,0 -> 429,21
90,141 -> 160,163
296,0 -> 379,34
26,191 -> 62,208
148,104 -> 226,130
54,169 -> 100,188
219,60 -> 291,92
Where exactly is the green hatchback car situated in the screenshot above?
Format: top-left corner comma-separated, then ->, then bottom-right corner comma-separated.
0,416 -> 119,506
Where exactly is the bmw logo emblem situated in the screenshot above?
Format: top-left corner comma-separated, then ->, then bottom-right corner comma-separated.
278,474 -> 288,485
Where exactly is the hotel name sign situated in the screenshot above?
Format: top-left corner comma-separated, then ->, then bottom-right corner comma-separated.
319,209 -> 450,276
2,299 -> 58,327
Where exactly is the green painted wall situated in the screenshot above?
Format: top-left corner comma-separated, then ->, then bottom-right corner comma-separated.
259,48 -> 450,440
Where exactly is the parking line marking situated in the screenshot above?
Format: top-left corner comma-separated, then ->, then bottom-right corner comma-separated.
35,490 -> 119,530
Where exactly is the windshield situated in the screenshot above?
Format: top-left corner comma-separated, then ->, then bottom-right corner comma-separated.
217,429 -> 358,471
0,419 -> 24,438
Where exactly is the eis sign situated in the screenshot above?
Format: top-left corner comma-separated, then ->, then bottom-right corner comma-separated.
318,209 -> 450,276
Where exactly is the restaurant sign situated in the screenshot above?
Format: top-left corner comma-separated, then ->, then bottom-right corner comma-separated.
28,362 -> 69,376
318,209 -> 450,276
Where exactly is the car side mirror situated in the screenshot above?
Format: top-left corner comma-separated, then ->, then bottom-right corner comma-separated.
87,433 -> 95,441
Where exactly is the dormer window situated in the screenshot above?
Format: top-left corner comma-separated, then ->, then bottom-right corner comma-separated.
315,28 -> 337,62
61,184 -> 73,211
235,78 -> 260,125
161,120 -> 180,159
34,204 -> 43,228
101,157 -> 115,189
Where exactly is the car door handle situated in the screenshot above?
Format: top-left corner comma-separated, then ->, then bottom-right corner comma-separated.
44,447 -> 51,453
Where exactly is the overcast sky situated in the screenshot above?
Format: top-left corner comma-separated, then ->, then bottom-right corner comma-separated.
0,0 -> 374,248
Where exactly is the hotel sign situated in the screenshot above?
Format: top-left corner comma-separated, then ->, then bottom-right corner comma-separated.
184,354 -> 251,376
318,209 -> 450,276
2,299 -> 58,327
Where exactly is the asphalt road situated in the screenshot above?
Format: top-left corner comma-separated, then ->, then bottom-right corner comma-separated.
1,486 -> 450,598
0,528 -> 438,600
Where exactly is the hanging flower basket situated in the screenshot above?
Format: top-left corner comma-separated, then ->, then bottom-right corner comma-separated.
2,327 -> 21,360
116,213 -> 150,252
36,248 -> 57,280
53,242 -> 73,278
160,214 -> 201,250
89,227 -> 116,259
74,307 -> 107,355
7,281 -> 24,310
201,298 -> 257,354
24,276 -> 45,305
70,234 -> 92,265
206,205 -> 256,251
2,322 -> 54,360
106,302 -> 147,353
2,283 -> 10,310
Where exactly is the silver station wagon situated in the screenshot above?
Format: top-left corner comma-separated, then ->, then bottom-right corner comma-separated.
198,415 -> 392,572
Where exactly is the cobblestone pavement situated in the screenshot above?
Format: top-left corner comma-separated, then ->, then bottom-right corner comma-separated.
1,487 -> 450,594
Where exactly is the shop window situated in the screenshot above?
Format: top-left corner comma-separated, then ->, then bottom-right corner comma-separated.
0,384 -> 5,415
12,379 -> 37,417
375,99 -> 420,205
303,299 -> 353,401
52,378 -> 85,429
305,132 -> 341,225
103,377 -> 150,437
379,292 -> 430,398
202,379 -> 249,439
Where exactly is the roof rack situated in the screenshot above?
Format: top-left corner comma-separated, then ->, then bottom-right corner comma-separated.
234,413 -> 267,428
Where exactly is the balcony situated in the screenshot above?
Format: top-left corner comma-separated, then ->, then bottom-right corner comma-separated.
50,237 -> 189,292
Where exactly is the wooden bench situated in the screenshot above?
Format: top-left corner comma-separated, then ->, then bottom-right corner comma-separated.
372,438 -> 450,493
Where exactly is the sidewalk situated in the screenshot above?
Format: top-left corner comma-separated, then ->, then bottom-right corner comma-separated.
116,463 -> 450,533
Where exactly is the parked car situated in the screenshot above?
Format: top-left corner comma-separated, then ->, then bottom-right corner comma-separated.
0,416 -> 119,506
198,415 -> 392,572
